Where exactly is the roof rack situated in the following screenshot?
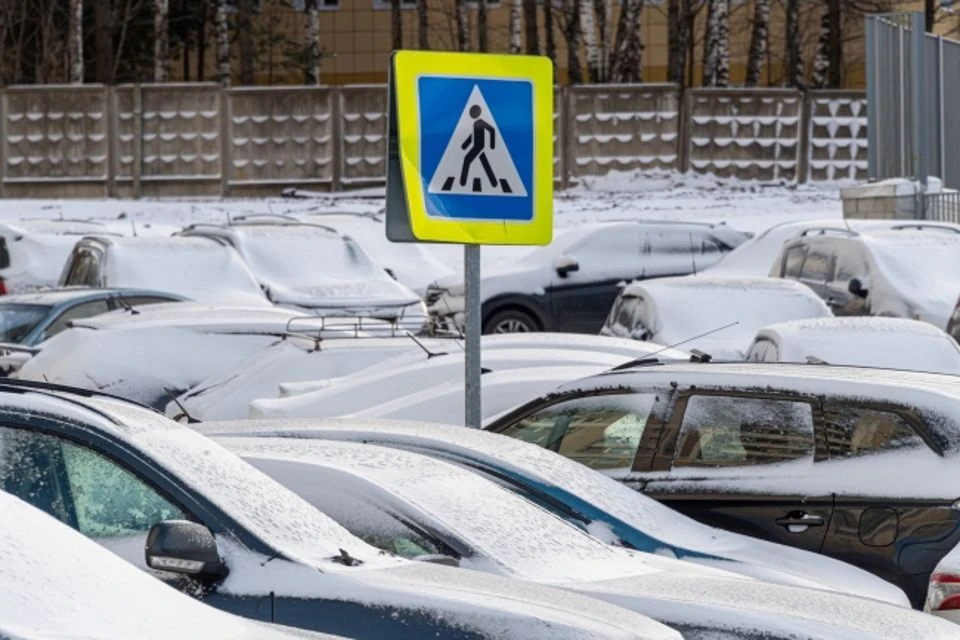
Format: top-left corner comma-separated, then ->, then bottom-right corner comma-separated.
799,227 -> 859,237
279,314 -> 461,350
887,223 -> 960,234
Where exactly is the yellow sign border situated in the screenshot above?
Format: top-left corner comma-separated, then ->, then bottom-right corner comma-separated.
393,51 -> 553,246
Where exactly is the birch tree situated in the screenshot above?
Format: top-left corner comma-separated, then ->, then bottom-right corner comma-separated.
785,0 -> 803,88
564,0 -> 582,83
391,0 -> 402,50
455,0 -> 468,51
810,12 -> 829,88
69,0 -> 84,83
154,0 -> 169,82
418,0 -> 428,49
580,0 -> 601,82
702,0 -> 728,87
509,0 -> 522,53
216,0 -> 230,86
524,0 -> 539,55
744,0 -> 769,86
305,0 -> 321,84
611,0 -> 643,83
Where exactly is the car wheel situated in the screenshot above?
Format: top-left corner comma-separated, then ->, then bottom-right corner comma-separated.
483,309 -> 539,334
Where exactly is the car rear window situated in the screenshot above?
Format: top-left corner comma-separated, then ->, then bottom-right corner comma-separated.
0,304 -> 49,343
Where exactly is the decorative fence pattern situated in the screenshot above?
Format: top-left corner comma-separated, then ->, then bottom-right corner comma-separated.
0,83 -> 868,198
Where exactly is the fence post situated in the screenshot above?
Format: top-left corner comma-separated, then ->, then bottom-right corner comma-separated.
133,84 -> 143,199
0,88 -> 6,199
678,89 -> 692,174
219,87 -> 231,198
560,85 -> 571,190
106,86 -> 117,198
865,16 -> 878,181
938,36 -> 946,183
797,91 -> 812,185
911,12 -> 928,218
331,86 -> 343,192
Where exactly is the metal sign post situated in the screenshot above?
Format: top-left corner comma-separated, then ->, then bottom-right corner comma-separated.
384,50 -> 553,429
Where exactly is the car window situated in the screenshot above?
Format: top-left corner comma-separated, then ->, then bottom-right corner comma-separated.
44,300 -> 111,340
782,246 -> 807,278
498,393 -> 657,470
799,247 -> 833,283
0,427 -> 185,538
116,295 -> 178,308
62,250 -> 101,287
823,407 -> 927,458
0,237 -> 10,270
834,247 -> 870,284
0,304 -> 50,343
673,395 -> 815,467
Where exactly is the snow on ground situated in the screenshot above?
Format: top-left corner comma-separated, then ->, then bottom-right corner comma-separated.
0,172 -> 844,275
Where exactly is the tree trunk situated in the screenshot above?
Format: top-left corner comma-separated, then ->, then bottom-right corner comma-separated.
811,12 -> 829,88
565,0 -> 582,83
418,0 -> 429,49
93,0 -> 113,84
455,0 -> 468,51
478,0 -> 488,51
703,0 -> 729,87
580,0 -> 600,82
744,0 -> 769,87
544,0 -> 557,77
391,0 -> 402,49
198,0 -> 208,82
305,0 -> 321,84
785,0 -> 803,88
826,0 -> 842,88
510,0 -> 522,53
594,0 -> 608,81
523,0 -> 539,55
667,0 -> 680,84
237,0 -> 254,85
216,0 -> 230,86
701,0 -> 715,84
926,0 -> 935,32
611,0 -> 643,83
69,0 -> 84,83
154,0 -> 169,82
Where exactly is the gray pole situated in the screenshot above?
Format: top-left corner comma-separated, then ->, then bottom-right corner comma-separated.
464,244 -> 482,428
911,11 -> 928,218
865,16 -> 878,181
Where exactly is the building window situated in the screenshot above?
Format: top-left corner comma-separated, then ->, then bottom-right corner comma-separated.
372,0 -> 417,9
292,0 -> 340,8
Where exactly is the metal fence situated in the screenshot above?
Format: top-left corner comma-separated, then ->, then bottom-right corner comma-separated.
866,13 -> 960,192
0,83 -> 868,198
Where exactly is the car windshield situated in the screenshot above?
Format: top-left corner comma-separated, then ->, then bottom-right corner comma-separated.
0,304 -> 49,343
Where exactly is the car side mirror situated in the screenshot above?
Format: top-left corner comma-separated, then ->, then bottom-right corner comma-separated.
555,255 -> 580,278
413,553 -> 460,567
848,277 -> 868,299
146,520 -> 228,581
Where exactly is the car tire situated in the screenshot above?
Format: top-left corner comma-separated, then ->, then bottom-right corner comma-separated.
483,309 -> 539,334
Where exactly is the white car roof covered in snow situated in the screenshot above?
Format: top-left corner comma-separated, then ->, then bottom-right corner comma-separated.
613,276 -> 832,359
88,235 -> 270,306
0,491 -> 338,640
751,317 -> 960,374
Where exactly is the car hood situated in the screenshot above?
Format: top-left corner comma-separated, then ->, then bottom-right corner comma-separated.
265,280 -> 422,312
219,550 -> 680,640
574,572 -> 955,640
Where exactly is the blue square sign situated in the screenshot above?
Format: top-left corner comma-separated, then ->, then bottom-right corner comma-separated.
417,76 -> 534,222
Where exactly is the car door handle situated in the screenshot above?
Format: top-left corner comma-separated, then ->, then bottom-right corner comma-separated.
775,511 -> 825,529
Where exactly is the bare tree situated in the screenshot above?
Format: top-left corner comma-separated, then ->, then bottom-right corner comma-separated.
216,0 -> 230,86
595,0 -> 608,80
667,0 -> 681,83
418,0 -> 428,49
810,12 -> 829,88
455,0 -> 468,51
69,0 -> 84,83
925,0 -> 935,32
478,0 -> 488,51
544,0 -> 557,76
524,0 -> 539,54
702,0 -> 728,87
237,0 -> 254,84
826,0 -> 842,88
305,0 -> 321,84
154,0 -> 169,82
611,0 -> 643,83
564,0 -> 583,83
744,0 -> 769,86
510,0 -> 522,53
580,0 -> 600,82
785,0 -> 803,88
391,0 -> 402,49
94,0 -> 115,83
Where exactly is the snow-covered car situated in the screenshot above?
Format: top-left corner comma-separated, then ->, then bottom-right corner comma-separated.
747,317 -> 960,374
484,361 -> 960,607
771,226 -> 960,329
0,491 -> 341,640
944,295 -> 960,343
706,219 -> 960,277
426,221 -> 749,335
221,437 -> 957,640
179,219 -> 427,330
168,332 -> 692,422
0,381 -> 680,640
926,542 -> 960,623
59,235 -> 271,306
251,365 -> 608,425
198,417 -> 910,608
600,276 -> 832,359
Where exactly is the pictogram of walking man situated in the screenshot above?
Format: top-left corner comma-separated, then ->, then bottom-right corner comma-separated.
459,105 -> 498,189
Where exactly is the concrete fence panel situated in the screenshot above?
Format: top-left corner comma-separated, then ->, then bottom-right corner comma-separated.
568,84 -> 680,179
339,85 -> 387,187
227,87 -> 334,196
807,91 -> 868,183
687,89 -> 803,183
2,85 -> 109,197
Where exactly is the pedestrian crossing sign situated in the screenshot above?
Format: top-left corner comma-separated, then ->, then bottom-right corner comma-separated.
385,51 -> 553,246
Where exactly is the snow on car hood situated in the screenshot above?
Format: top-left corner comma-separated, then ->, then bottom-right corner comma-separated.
624,276 -> 833,359
68,302 -> 309,333
0,491 -> 337,640
196,418 -> 910,606
265,281 -> 422,311
754,317 -> 960,374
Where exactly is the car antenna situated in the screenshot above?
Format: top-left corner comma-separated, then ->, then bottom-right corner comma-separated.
403,330 -> 448,359
112,292 -> 140,315
609,321 -> 739,371
164,387 -> 199,424
130,219 -> 138,237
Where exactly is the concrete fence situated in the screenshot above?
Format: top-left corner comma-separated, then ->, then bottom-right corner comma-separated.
0,83 -> 868,198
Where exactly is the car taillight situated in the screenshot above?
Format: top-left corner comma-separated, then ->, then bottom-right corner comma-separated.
0,278 -> 7,296
926,572 -> 960,611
